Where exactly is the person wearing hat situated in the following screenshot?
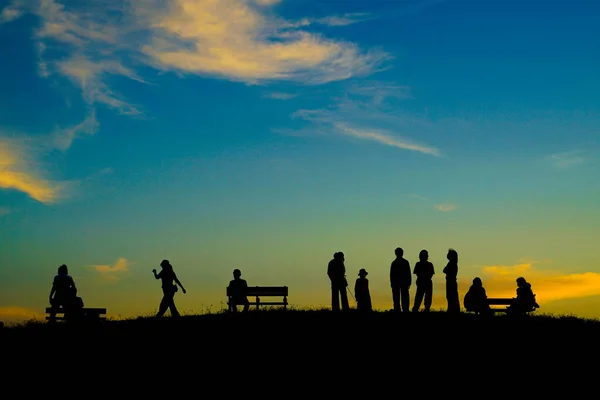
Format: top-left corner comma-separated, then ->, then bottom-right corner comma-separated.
354,268 -> 372,311
153,259 -> 186,317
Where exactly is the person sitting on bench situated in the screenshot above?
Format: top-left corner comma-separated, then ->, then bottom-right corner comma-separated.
228,269 -> 250,312
508,277 -> 540,314
463,277 -> 491,315
49,264 -> 78,322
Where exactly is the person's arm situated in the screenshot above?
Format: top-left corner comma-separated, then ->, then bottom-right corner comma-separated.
49,285 -> 55,304
152,269 -> 161,279
174,274 -> 186,294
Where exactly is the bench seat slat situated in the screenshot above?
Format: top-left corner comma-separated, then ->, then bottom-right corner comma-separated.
45,307 -> 106,314
227,286 -> 288,297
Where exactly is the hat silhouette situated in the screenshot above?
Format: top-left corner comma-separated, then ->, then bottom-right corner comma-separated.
358,268 -> 368,276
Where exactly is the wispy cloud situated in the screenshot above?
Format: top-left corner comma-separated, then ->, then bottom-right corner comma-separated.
91,257 -> 132,282
434,203 -> 456,212
0,0 -> 23,23
547,149 -> 592,169
0,135 -> 73,204
471,259 -> 600,304
264,92 -> 297,100
137,0 -> 389,84
0,113 -> 101,203
286,82 -> 442,156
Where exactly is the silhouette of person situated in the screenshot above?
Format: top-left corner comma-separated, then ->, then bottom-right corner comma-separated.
508,277 -> 539,314
390,247 -> 411,312
443,248 -> 460,313
463,277 -> 491,315
412,250 -> 435,312
228,269 -> 250,312
153,260 -> 186,317
355,268 -> 372,312
49,264 -> 78,322
328,252 -> 349,311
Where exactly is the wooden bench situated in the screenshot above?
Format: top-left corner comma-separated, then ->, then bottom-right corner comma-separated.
227,286 -> 288,311
466,298 -> 538,314
46,307 -> 107,321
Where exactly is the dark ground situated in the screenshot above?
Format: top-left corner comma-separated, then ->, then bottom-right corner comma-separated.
2,309 -> 597,394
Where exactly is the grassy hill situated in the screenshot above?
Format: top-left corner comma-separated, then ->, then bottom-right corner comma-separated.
2,308 -> 597,390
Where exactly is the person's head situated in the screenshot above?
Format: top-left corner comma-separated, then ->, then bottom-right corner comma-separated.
337,252 -> 345,261
472,277 -> 482,287
516,277 -> 526,287
419,249 -> 428,261
395,247 -> 403,257
57,264 -> 68,275
358,268 -> 368,278
233,269 -> 241,279
160,260 -> 172,271
447,248 -> 458,263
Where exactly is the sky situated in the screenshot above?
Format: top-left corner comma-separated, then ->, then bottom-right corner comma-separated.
1,0 -> 599,324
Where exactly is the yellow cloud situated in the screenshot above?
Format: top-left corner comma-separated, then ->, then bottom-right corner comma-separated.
91,257 -> 133,282
434,203 -> 456,212
0,306 -> 44,325
0,137 -> 69,203
470,260 -> 600,304
140,0 -> 388,84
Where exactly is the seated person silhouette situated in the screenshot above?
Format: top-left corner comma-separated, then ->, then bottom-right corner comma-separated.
508,277 -> 540,314
463,277 -> 491,315
354,268 -> 373,311
228,269 -> 250,312
49,264 -> 78,322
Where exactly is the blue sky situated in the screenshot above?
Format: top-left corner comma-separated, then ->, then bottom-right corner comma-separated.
1,0 -> 599,322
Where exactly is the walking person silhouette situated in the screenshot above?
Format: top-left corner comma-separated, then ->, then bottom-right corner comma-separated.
443,249 -> 460,313
412,250 -> 435,312
153,259 -> 186,317
328,252 -> 349,311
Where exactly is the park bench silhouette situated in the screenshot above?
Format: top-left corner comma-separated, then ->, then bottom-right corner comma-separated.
227,286 -> 288,311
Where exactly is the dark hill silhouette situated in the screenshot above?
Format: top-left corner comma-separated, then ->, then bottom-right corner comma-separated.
2,309 -> 597,393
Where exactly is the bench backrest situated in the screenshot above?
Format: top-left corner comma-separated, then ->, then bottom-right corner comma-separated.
487,298 -> 514,306
227,286 -> 288,297
45,307 -> 107,314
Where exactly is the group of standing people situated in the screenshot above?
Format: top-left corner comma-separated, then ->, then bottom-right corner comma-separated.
328,247 -> 460,312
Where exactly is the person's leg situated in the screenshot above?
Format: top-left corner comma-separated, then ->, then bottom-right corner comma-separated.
243,298 -> 249,312
340,285 -> 349,310
156,289 -> 169,316
413,286 -> 424,312
400,286 -> 410,312
168,293 -> 180,317
392,286 -> 400,312
331,284 -> 340,311
424,281 -> 433,311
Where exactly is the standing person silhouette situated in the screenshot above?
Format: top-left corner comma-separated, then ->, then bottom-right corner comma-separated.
48,264 -> 77,322
412,250 -> 435,312
390,247 -> 412,312
443,248 -> 460,313
327,252 -> 349,311
354,268 -> 372,311
153,259 -> 186,317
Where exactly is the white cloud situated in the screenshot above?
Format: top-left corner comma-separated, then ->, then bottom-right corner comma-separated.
287,82 -> 442,156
